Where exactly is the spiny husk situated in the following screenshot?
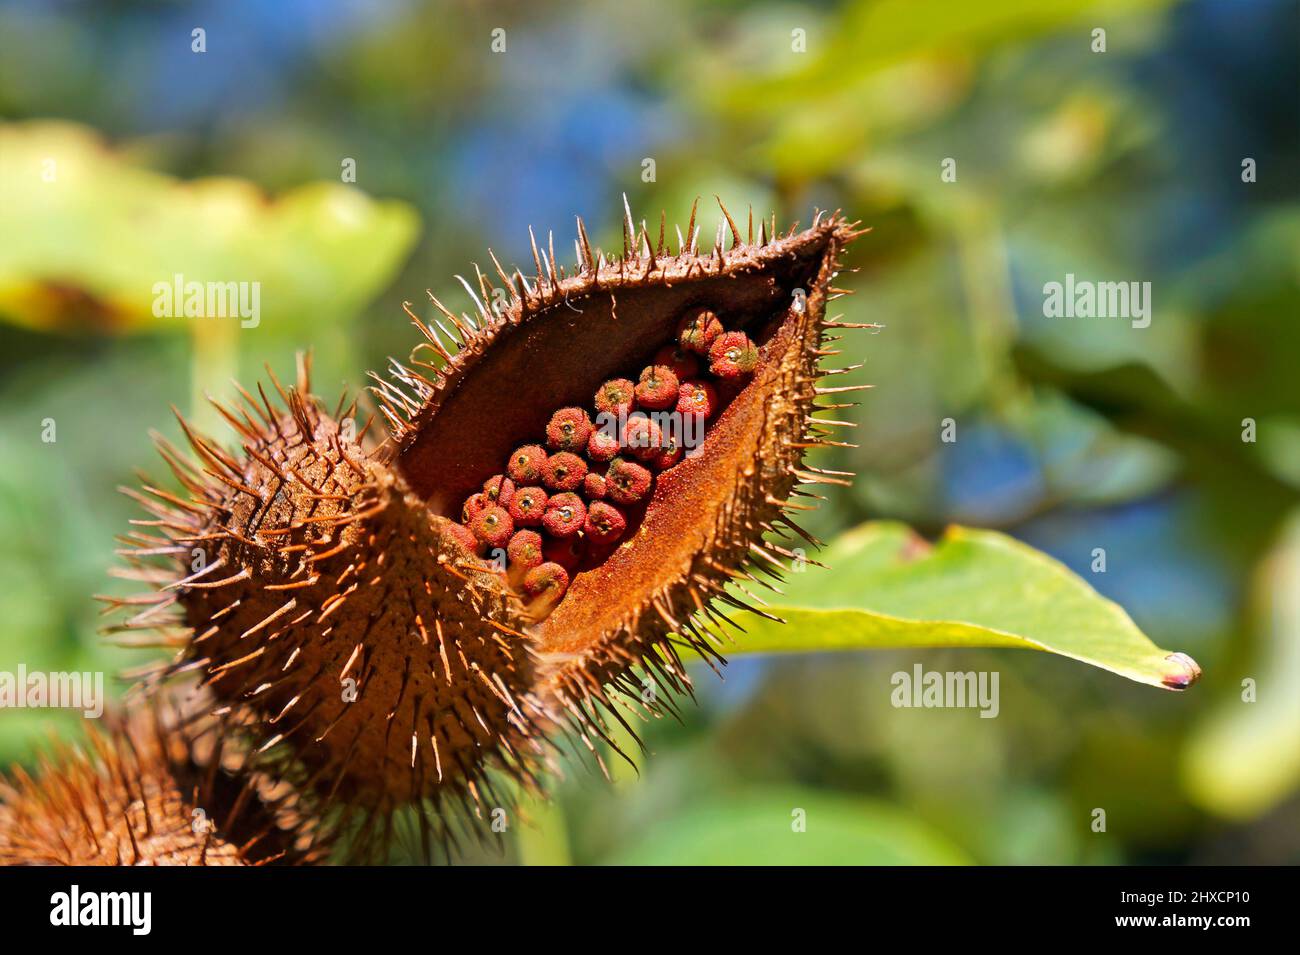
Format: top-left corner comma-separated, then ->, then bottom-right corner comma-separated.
105,360 -> 548,858
0,700 -> 325,865
104,200 -> 865,850
378,199 -> 865,763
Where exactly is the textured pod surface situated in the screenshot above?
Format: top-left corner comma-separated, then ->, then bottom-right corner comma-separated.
0,703 -> 323,865
105,201 -> 864,854
107,364 -> 546,853
378,201 -> 864,748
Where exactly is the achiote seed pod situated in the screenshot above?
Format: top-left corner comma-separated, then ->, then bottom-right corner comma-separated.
109,198 -> 864,856
377,198 -> 864,762
0,701 -> 325,865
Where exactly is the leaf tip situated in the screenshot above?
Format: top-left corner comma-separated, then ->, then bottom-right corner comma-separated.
1160,651 -> 1202,691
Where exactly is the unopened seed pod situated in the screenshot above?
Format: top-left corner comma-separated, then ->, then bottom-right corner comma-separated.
0,701 -> 326,865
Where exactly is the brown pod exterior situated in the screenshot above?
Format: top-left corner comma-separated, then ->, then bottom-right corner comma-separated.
378,201 -> 864,744
0,703 -> 324,866
106,365 -> 545,850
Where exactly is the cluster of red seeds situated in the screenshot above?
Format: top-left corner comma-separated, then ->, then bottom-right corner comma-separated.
448,306 -> 760,615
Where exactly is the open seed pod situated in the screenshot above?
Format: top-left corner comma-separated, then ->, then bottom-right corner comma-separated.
105,200 -> 864,855
0,698 -> 325,865
377,199 -> 864,758
104,359 -> 548,858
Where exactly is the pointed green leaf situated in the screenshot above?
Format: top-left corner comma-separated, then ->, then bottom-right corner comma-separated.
726,522 -> 1200,691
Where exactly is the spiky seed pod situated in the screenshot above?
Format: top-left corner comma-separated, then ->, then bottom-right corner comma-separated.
107,364 -> 546,857
507,485 -> 548,526
0,703 -> 326,865
376,199 -> 862,763
541,451 -> 587,491
545,407 -> 594,452
634,365 -> 680,410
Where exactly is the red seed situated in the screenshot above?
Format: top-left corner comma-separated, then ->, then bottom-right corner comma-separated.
543,535 -> 586,573
606,457 -> 653,505
584,501 -> 627,545
506,530 -> 544,571
623,413 -> 664,462
586,427 -> 620,463
594,379 -> 636,417
507,444 -> 548,483
446,522 -> 480,554
583,472 -> 607,500
523,562 -> 570,600
482,474 -> 516,508
676,379 -> 718,422
507,486 -> 548,526
677,307 -> 723,354
469,505 -> 514,548
708,331 -> 759,380
653,344 -> 701,381
651,434 -> 684,471
541,451 -> 588,492
634,365 -> 679,410
545,407 -> 594,452
461,492 -> 489,524
542,492 -> 587,537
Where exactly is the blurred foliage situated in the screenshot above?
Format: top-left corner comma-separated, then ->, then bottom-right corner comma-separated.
0,121 -> 418,338
605,789 -> 971,865
1183,509 -> 1300,819
0,0 -> 1297,864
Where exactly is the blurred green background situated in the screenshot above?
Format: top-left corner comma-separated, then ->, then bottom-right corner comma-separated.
0,0 -> 1297,864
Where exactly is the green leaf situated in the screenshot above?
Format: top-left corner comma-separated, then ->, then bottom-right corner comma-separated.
724,522 -> 1200,691
605,789 -> 971,866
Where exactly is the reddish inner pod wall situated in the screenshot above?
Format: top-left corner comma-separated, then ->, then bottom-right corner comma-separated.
397,260 -> 816,513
